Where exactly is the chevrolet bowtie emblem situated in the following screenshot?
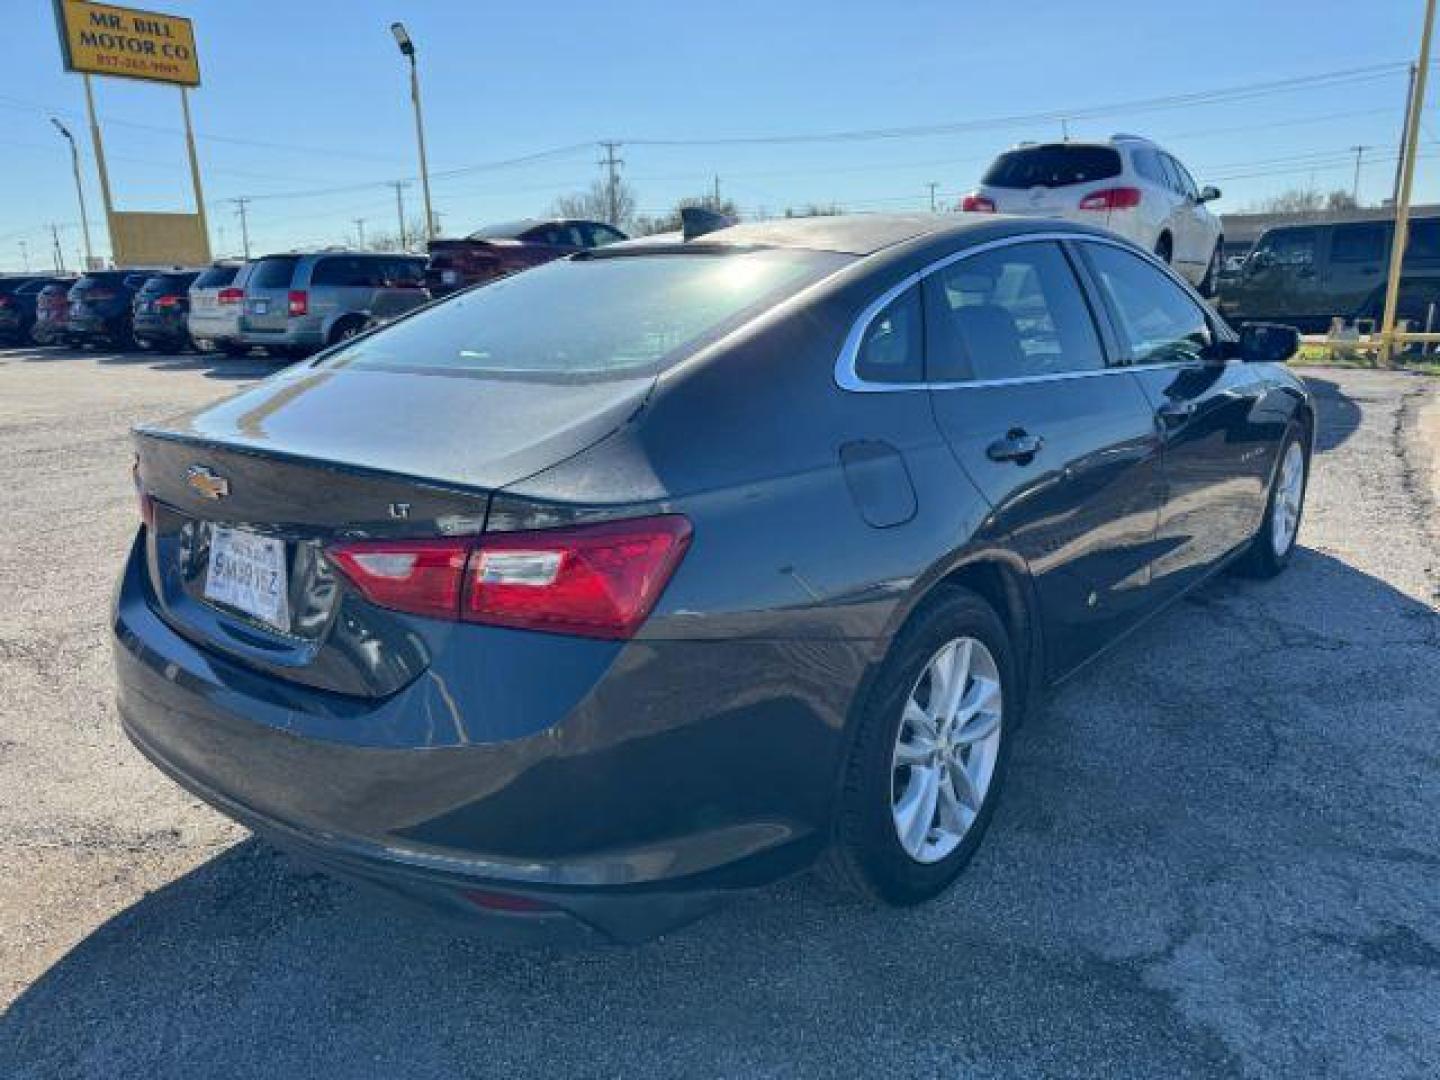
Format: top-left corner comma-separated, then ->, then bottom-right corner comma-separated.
186,465 -> 230,500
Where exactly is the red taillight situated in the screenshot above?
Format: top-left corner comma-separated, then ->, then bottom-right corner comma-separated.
326,540 -> 469,620
155,294 -> 184,309
325,515 -> 692,640
132,459 -> 154,528
464,517 -> 692,640
217,287 -> 243,305
1078,186 -> 1142,211
960,193 -> 997,213
0,297 -> 10,309
287,290 -> 308,317
461,890 -> 556,914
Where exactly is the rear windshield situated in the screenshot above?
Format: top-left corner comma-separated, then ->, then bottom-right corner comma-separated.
466,220 -> 535,241
75,273 -> 129,289
982,145 -> 1124,189
323,248 -> 850,381
140,273 -> 198,295
244,257 -> 300,289
192,266 -> 238,289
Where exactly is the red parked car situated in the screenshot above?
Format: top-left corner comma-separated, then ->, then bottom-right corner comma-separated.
425,218 -> 627,296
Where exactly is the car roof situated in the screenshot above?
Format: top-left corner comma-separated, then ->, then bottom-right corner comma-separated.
678,213 -> 1031,256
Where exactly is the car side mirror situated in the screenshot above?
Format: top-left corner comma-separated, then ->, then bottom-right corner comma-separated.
1196,185 -> 1221,204
1238,322 -> 1300,364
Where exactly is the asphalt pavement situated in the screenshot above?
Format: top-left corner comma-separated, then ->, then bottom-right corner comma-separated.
0,346 -> 1436,1078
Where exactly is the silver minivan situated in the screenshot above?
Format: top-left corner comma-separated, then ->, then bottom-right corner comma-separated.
236,251 -> 429,356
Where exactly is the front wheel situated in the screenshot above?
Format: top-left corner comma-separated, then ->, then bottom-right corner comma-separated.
824,588 -> 1015,906
1235,430 -> 1308,578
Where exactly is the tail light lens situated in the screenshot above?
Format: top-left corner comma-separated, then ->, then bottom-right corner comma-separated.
1078,187 -> 1143,211
217,287 -> 243,305
326,540 -> 469,620
0,297 -> 10,308
155,294 -> 184,309
960,193 -> 997,213
287,290 -> 309,317
326,516 -> 692,640
132,459 -> 154,528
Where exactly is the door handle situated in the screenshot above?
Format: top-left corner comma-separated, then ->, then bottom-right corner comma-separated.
986,428 -> 1044,464
1156,399 -> 1198,424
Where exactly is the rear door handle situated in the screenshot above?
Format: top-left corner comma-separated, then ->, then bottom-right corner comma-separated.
1156,399 -> 1198,424
986,429 -> 1044,464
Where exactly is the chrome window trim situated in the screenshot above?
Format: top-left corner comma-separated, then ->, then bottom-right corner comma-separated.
834,230 -> 1214,393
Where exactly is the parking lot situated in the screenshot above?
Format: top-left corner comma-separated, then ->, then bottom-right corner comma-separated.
0,345 -> 1436,1077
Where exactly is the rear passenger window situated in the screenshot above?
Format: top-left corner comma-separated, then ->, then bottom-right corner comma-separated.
855,285 -> 924,384
1253,228 -> 1317,268
924,242 -> 1104,382
312,258 -> 382,288
1331,223 -> 1387,263
1406,219 -> 1440,260
1083,243 -> 1211,365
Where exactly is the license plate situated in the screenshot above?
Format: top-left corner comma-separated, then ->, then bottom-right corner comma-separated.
204,526 -> 290,631
251,299 -> 269,315
441,270 -> 460,285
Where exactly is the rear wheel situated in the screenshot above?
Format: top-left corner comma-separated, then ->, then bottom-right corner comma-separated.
1235,429 -> 1308,578
824,588 -> 1015,905
1154,232 -> 1174,265
218,341 -> 248,358
327,317 -> 365,347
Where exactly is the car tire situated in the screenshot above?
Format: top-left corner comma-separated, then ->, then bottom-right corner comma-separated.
1199,242 -> 1222,296
1234,427 -> 1309,579
218,341 -> 248,358
823,586 -> 1016,906
327,317 -> 365,347
1154,232 -> 1174,265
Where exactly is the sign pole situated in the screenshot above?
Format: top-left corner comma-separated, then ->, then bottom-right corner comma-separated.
1379,0 -> 1436,367
81,74 -> 116,265
179,87 -> 212,262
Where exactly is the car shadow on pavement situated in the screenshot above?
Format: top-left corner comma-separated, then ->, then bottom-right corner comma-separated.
9,346 -> 275,381
2,545 -> 1437,1077
1300,374 -> 1364,453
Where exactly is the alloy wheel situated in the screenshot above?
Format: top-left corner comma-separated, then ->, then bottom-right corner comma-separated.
1271,441 -> 1305,556
890,636 -> 1003,865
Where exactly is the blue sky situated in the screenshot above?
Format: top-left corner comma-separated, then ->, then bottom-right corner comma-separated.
0,0 -> 1433,267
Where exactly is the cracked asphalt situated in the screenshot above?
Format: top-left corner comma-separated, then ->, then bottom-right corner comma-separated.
0,347 -> 1437,1078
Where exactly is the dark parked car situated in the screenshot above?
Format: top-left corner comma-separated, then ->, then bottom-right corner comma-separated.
0,275 -> 69,343
1217,215 -> 1440,333
30,281 -> 76,345
117,215 -> 1312,943
67,270 -> 150,348
133,271 -> 201,352
425,217 -> 627,296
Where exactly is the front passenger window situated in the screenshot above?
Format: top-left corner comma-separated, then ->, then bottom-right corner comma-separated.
1083,243 -> 1212,365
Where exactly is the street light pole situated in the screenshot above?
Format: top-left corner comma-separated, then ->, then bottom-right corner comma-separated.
50,118 -> 94,270
391,23 -> 436,242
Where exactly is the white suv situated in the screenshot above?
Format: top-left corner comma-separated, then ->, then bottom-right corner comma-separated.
960,135 -> 1224,293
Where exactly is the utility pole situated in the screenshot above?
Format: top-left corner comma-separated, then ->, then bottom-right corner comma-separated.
1392,63 -> 1419,206
49,120 -> 93,270
390,181 -> 409,249
232,197 -> 252,259
927,182 -> 939,212
712,174 -> 721,208
1061,117 -> 1070,140
1349,145 -> 1373,205
1380,0 -> 1435,367
599,141 -> 623,226
50,224 -> 65,273
18,240 -> 29,271
353,218 -> 367,249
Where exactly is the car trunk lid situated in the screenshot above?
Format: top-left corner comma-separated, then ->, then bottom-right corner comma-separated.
132,364 -> 653,696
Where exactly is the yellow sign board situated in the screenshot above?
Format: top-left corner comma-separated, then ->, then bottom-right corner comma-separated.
110,211 -> 210,266
54,0 -> 200,87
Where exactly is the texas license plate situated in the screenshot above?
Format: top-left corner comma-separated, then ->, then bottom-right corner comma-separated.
204,526 -> 290,631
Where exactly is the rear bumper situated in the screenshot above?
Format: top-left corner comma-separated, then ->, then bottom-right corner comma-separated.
133,314 -> 188,343
187,312 -> 239,342
112,534 -> 858,942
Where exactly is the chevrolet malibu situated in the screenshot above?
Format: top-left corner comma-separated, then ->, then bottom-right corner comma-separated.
116,215 -> 1312,943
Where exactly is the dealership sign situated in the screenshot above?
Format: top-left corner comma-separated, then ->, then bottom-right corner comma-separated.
53,0 -> 200,87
